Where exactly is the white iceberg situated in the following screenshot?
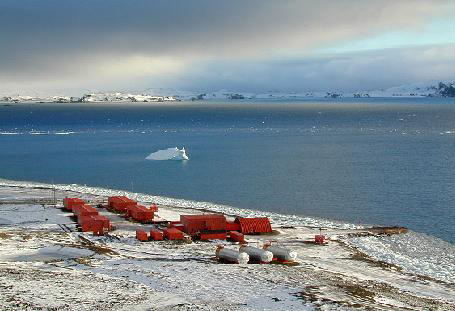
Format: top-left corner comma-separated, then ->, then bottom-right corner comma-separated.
146,147 -> 189,161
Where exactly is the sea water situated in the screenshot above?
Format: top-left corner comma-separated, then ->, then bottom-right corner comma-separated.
0,98 -> 454,243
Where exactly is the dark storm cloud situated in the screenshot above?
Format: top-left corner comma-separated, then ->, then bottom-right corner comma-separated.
169,44 -> 455,92
0,0 -> 453,93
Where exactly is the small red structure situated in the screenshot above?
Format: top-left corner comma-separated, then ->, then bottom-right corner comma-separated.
229,231 -> 245,243
169,223 -> 185,232
90,219 -> 105,235
315,235 -> 325,244
79,217 -> 105,235
136,229 -> 149,241
150,229 -> 164,241
92,215 -> 111,230
108,196 -> 137,212
72,204 -> 84,215
200,232 -> 227,241
128,205 -> 154,222
78,214 -> 111,233
163,227 -> 184,240
74,205 -> 99,218
149,204 -> 158,212
235,217 -> 272,234
77,215 -> 93,226
80,220 -> 94,232
64,198 -> 85,211
180,214 -> 227,236
226,221 -> 241,231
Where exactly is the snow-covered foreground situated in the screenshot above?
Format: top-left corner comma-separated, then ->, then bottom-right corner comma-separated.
0,181 -> 454,310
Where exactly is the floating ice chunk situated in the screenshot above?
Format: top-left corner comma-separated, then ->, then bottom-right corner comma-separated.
1,246 -> 94,262
54,131 -> 76,135
146,147 -> 189,161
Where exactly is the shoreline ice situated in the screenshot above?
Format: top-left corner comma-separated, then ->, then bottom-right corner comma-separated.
0,178 -> 359,230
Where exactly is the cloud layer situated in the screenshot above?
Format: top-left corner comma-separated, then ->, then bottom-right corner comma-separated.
170,44 -> 455,92
0,0 -> 454,94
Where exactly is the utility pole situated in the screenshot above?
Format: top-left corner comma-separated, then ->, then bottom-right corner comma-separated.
53,180 -> 56,207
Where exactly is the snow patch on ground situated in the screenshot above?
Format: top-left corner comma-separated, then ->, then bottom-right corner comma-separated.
347,232 -> 455,284
1,246 -> 94,262
0,204 -> 72,227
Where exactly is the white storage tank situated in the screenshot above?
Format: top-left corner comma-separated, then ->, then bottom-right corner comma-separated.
216,245 -> 249,264
263,244 -> 297,261
239,245 -> 273,263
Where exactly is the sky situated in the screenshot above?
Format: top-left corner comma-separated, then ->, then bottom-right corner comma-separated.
1,0 -> 455,95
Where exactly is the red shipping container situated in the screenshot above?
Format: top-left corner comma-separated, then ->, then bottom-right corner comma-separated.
150,229 -> 164,241
78,215 -> 94,225
108,196 -> 127,208
229,231 -> 245,243
136,229 -> 148,241
163,227 -> 184,240
111,197 -> 125,212
235,217 -> 272,234
75,205 -> 98,218
131,205 -> 143,219
72,204 -> 84,215
125,204 -> 136,218
108,196 -> 119,208
130,205 -> 154,222
205,218 -> 226,231
121,197 -> 137,208
63,198 -> 72,210
226,221 -> 241,231
180,214 -> 227,235
92,215 -> 111,230
315,235 -> 325,244
168,222 -> 185,231
173,224 -> 185,231
80,218 -> 103,234
180,216 -> 205,235
91,219 -> 104,235
200,232 -> 227,241
81,220 -> 94,232
108,196 -> 137,212
64,198 -> 85,211
125,204 -> 135,218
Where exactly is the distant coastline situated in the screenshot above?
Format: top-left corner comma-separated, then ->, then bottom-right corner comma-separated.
1,80 -> 454,104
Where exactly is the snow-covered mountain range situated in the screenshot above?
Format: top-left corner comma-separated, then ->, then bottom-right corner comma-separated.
1,81 -> 454,103
0,93 -> 177,103
179,80 -> 455,100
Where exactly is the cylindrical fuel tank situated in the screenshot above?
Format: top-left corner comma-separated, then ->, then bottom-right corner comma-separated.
239,245 -> 273,263
216,246 -> 249,264
263,245 -> 297,261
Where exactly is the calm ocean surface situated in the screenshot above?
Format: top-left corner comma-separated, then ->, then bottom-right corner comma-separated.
1,98 -> 454,243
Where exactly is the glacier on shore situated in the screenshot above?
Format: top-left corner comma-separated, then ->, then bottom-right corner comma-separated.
145,147 -> 189,161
